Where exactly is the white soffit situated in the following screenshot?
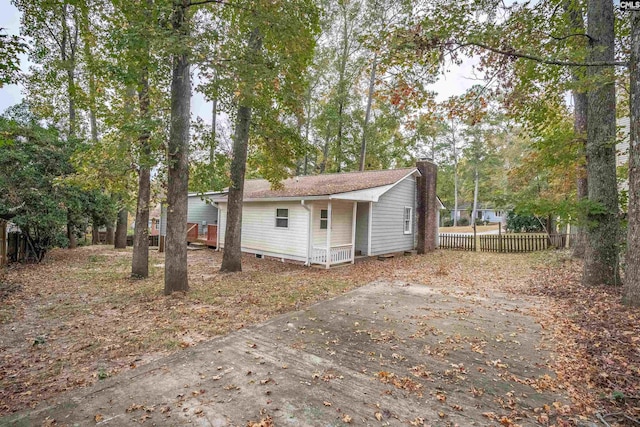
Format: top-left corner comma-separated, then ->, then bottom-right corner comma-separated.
330,184 -> 394,202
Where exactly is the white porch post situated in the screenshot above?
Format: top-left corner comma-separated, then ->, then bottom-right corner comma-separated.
308,202 -> 313,265
367,201 -> 373,256
351,202 -> 357,263
326,200 -> 332,269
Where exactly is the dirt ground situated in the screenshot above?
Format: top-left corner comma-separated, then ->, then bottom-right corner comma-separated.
0,246 -> 637,426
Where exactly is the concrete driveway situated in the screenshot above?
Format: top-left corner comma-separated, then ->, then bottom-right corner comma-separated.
4,280 -> 570,426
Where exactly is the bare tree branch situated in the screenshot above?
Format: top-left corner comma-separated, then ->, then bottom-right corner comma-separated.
460,41 -> 628,67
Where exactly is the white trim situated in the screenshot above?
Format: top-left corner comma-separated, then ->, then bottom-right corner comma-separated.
188,191 -> 225,197
210,195 -> 330,203
330,170 -> 421,202
217,212 -> 221,251
367,201 -> 373,256
351,202 -> 357,263
275,208 -> 289,228
326,200 -> 332,269
319,208 -> 328,229
403,206 -> 413,235
301,200 -> 311,266
376,169 -> 420,197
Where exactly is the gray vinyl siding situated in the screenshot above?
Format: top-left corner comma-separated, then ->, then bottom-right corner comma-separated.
355,202 -> 369,255
188,195 -> 219,235
370,177 -> 416,255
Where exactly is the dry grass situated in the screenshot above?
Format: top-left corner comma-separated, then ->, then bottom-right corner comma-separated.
0,245 -> 543,415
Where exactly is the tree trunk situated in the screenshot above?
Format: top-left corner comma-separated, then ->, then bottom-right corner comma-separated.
114,208 -> 128,249
211,84 -> 217,188
164,0 -> 190,294
92,218 -> 100,245
220,28 -> 261,273
625,11 -> 640,305
471,166 -> 479,226
583,0 -> 620,286
131,53 -> 151,279
67,220 -> 77,249
303,86 -> 312,175
105,221 -> 115,245
565,0 -> 588,258
211,97 -> 217,164
131,166 -> 150,277
335,4 -> 349,173
359,53 -> 377,171
220,105 -> 252,273
452,122 -> 459,227
60,3 -> 78,139
320,122 -> 330,173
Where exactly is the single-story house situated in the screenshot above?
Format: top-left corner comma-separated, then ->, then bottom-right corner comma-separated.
209,160 -> 444,267
450,206 -> 505,224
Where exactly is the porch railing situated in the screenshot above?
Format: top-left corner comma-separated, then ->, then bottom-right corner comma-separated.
311,244 -> 353,265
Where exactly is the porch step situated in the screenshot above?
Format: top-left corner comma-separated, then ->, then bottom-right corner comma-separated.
377,254 -> 394,261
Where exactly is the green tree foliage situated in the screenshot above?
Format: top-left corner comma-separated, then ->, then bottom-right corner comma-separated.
0,29 -> 26,87
0,105 -> 114,259
505,211 -> 545,233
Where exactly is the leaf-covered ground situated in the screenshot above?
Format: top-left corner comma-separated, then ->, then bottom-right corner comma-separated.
525,255 -> 640,426
0,246 -> 637,426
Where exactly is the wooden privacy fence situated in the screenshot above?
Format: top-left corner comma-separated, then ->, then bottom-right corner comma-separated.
479,234 -> 569,253
126,235 -> 160,247
439,234 -> 476,251
438,233 -> 570,253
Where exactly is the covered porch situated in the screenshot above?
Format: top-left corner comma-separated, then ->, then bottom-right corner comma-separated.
308,199 -> 369,268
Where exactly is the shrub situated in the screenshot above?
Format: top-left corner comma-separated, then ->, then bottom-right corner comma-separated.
458,218 -> 469,226
506,211 -> 545,233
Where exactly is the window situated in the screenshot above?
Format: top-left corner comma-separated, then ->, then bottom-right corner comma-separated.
320,209 -> 328,229
276,208 -> 289,228
403,207 -> 412,234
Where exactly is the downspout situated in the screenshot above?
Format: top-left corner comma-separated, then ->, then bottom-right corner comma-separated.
215,202 -> 221,251
301,199 -> 311,266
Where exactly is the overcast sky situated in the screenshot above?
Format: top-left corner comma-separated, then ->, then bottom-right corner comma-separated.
0,0 -> 479,124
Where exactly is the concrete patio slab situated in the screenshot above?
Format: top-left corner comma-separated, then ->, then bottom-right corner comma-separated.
3,280 -> 569,426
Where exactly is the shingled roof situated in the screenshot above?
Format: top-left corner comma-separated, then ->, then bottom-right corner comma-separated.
237,167 -> 418,199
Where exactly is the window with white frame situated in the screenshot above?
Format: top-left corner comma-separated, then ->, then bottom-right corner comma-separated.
403,207 -> 412,234
320,209 -> 328,229
275,208 -> 289,228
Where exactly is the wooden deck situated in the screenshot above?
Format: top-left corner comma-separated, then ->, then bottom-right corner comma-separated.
187,223 -> 218,248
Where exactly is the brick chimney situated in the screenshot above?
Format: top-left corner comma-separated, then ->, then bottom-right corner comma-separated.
416,158 -> 437,254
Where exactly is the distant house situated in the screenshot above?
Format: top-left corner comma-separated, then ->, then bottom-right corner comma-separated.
129,204 -> 163,236
209,161 -> 444,267
450,206 -> 506,224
